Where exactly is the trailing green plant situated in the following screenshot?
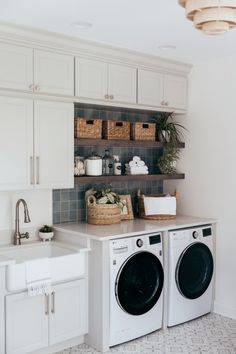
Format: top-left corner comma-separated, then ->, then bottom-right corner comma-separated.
158,147 -> 180,175
39,225 -> 53,233
154,112 -> 187,147
85,187 -> 124,209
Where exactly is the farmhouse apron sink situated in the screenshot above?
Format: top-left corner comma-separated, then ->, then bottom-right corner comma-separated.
0,241 -> 87,291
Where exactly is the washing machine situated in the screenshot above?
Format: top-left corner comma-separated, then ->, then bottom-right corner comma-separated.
167,225 -> 214,327
109,232 -> 164,346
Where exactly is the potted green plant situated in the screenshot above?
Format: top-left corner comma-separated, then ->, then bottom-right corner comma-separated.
158,147 -> 180,174
85,187 -> 124,225
155,112 -> 186,146
38,225 -> 54,242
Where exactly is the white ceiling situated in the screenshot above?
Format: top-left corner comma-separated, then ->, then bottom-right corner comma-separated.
1,0 -> 236,64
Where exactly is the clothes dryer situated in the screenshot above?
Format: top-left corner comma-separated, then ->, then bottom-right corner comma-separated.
168,225 -> 214,327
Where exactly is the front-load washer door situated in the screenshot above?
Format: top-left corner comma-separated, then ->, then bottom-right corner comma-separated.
176,243 -> 214,299
115,251 -> 164,316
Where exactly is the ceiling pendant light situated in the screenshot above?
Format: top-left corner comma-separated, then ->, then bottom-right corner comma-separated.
178,0 -> 236,35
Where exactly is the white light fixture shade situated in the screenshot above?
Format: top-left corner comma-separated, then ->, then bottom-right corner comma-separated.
178,0 -> 236,35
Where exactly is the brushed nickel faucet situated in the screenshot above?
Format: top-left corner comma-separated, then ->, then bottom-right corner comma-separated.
13,199 -> 31,245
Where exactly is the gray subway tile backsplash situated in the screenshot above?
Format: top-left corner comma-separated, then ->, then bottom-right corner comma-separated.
53,104 -> 163,224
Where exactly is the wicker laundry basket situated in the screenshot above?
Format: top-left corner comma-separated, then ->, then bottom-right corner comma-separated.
138,190 -> 177,220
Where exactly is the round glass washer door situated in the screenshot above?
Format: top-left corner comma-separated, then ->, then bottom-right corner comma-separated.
176,242 -> 214,299
115,251 -> 164,316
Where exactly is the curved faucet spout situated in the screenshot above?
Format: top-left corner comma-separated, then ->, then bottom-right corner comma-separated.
14,199 -> 31,245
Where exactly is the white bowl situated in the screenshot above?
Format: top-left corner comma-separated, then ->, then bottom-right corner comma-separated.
38,231 -> 54,242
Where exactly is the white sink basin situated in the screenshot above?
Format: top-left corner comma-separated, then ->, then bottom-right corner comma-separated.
0,241 -> 88,291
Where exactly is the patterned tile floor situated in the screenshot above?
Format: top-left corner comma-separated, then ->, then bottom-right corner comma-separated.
56,313 -> 236,354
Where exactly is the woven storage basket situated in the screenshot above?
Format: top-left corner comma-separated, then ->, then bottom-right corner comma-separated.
138,190 -> 177,220
74,117 -> 102,139
131,122 -> 156,141
103,120 -> 130,140
87,195 -> 121,225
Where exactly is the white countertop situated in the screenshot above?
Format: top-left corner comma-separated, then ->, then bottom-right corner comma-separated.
54,215 -> 217,241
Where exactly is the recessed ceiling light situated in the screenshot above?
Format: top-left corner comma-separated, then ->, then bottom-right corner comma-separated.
72,21 -> 93,29
158,45 -> 176,50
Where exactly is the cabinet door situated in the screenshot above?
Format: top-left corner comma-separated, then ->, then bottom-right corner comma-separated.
6,293 -> 48,354
108,64 -> 137,104
49,279 -> 88,345
0,97 -> 33,191
34,100 -> 74,189
138,69 -> 164,107
75,57 -> 108,100
164,74 -> 187,110
0,42 -> 33,92
34,49 -> 74,96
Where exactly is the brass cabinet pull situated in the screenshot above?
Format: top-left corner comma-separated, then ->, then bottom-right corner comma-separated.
30,156 -> 34,185
44,294 -> 49,315
36,156 -> 40,184
51,291 -> 55,314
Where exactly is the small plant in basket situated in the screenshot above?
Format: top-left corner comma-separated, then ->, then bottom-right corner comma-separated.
85,188 -> 124,209
85,188 -> 125,225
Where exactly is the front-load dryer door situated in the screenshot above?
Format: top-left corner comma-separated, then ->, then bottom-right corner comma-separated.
115,251 -> 164,315
176,243 -> 214,299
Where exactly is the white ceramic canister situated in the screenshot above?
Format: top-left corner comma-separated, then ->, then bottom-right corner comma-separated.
85,152 -> 103,176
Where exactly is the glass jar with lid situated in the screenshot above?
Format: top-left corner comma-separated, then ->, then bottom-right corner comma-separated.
74,156 -> 85,176
102,149 -> 114,176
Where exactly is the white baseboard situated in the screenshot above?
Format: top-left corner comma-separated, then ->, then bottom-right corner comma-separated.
31,335 -> 85,354
213,301 -> 236,320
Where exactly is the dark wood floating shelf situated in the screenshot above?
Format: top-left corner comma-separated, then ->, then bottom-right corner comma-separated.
74,173 -> 185,185
74,138 -> 185,149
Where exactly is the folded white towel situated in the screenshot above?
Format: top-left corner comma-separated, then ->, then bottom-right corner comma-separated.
143,196 -> 176,216
126,166 -> 148,172
133,156 -> 141,162
136,160 -> 145,167
25,258 -> 52,296
126,166 -> 149,175
27,279 -> 52,297
128,160 -> 137,167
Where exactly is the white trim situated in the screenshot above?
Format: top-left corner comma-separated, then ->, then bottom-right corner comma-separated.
213,301 -> 236,320
0,21 -> 192,76
0,88 -> 186,114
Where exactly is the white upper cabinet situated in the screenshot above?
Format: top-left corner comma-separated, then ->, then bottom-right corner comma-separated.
34,49 -> 74,96
0,97 -> 33,191
138,69 -> 187,111
138,69 -> 163,107
108,63 -> 136,104
164,74 -> 187,110
34,100 -> 74,189
0,43 -> 74,96
75,57 -> 137,104
0,42 -> 33,92
75,57 -> 108,100
0,97 -> 73,191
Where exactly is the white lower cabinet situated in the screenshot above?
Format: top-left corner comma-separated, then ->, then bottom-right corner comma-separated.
6,292 -> 48,354
49,280 -> 87,345
5,279 -> 87,354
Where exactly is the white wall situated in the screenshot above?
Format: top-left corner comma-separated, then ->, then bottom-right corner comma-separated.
0,189 -> 52,231
165,56 -> 236,320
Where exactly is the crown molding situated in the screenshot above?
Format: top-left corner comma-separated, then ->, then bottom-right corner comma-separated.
0,21 -> 192,75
